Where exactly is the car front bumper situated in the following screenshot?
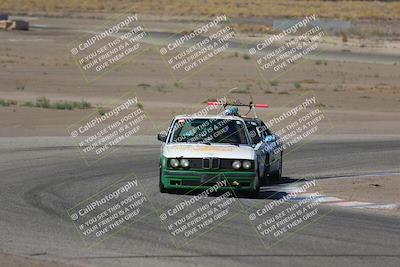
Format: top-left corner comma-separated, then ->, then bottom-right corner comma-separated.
161,169 -> 257,191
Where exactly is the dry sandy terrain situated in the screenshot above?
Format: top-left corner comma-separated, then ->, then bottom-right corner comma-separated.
318,175 -> 400,204
0,16 -> 399,137
316,175 -> 400,217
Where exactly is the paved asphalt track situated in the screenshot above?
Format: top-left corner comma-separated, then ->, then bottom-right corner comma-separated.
106,30 -> 400,65
0,135 -> 399,267
27,24 -> 400,64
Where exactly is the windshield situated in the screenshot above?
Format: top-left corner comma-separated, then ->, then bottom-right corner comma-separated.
169,118 -> 249,145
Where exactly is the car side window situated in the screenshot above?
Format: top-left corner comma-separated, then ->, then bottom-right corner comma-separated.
246,121 -> 261,144
259,121 -> 272,138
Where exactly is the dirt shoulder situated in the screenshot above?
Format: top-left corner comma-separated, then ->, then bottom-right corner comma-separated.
316,175 -> 400,216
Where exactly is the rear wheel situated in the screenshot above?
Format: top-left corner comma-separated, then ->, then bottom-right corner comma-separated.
259,159 -> 268,186
269,152 -> 283,183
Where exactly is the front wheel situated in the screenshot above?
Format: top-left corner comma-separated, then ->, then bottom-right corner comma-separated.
159,180 -> 167,193
159,166 -> 169,193
249,184 -> 260,198
249,173 -> 261,198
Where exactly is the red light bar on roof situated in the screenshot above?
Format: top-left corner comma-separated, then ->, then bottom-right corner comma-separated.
207,101 -> 220,106
207,101 -> 269,108
255,104 -> 269,108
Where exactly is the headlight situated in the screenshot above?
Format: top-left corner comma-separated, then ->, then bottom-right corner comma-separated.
170,159 -> 179,168
180,159 -> 189,168
242,161 -> 251,169
232,160 -> 241,170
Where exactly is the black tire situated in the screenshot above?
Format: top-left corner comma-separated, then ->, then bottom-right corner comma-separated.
269,152 -> 283,183
249,184 -> 260,198
159,166 -> 168,193
259,163 -> 267,186
159,181 -> 167,193
249,173 -> 261,198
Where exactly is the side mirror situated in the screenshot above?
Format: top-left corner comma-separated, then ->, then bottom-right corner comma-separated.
157,132 -> 167,142
264,135 -> 276,143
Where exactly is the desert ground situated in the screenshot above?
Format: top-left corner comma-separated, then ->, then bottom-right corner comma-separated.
0,15 -> 399,137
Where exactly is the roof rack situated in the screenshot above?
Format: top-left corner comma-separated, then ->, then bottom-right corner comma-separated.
207,100 -> 268,118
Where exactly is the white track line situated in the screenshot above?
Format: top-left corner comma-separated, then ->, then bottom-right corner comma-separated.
261,182 -> 400,210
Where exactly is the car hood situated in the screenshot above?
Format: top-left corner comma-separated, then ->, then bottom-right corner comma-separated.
162,143 -> 255,160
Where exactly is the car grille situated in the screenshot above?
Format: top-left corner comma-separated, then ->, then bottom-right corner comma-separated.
183,158 -> 219,169
183,158 -> 253,171
202,158 -> 220,169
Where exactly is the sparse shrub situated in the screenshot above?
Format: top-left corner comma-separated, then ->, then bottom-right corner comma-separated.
0,99 -> 17,106
137,102 -> 144,109
243,54 -> 251,60
97,107 -> 109,116
269,80 -> 278,86
174,81 -> 182,88
32,97 -> 92,110
36,96 -> 51,108
53,102 -> 73,110
156,84 -> 167,92
293,81 -> 301,89
73,100 -> 91,109
23,101 -> 34,107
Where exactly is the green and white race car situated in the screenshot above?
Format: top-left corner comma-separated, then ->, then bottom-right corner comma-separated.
157,105 -> 283,197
